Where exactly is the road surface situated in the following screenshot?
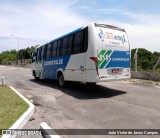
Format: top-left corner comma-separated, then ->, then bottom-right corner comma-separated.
0,65 -> 160,138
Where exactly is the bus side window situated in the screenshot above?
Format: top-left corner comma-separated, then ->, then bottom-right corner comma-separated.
62,37 -> 68,56
49,43 -> 52,58
46,43 -> 51,59
37,47 -> 42,60
44,44 -> 47,59
82,28 -> 88,52
52,42 -> 57,57
57,40 -> 62,57
73,31 -> 82,54
67,35 -> 73,55
41,46 -> 44,60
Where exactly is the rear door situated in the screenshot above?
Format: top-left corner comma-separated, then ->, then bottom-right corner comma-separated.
95,24 -> 130,78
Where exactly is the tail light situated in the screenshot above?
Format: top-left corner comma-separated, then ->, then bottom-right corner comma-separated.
90,57 -> 99,76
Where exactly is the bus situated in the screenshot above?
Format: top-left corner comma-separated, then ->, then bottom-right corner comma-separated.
31,23 -> 130,87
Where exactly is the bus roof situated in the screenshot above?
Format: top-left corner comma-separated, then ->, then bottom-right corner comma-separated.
95,23 -> 125,32
35,23 -> 125,50
49,27 -> 83,43
36,26 -> 84,50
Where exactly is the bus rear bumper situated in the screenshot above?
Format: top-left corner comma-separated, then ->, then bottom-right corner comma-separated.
87,75 -> 130,83
86,70 -> 130,83
97,76 -> 130,82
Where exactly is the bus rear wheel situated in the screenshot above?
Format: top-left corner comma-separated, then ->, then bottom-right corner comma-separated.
58,73 -> 65,87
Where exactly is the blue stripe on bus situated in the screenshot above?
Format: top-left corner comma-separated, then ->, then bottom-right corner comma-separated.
106,51 -> 130,68
49,27 -> 83,43
42,55 -> 71,79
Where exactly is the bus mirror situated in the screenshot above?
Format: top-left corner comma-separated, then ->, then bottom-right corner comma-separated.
30,52 -> 33,56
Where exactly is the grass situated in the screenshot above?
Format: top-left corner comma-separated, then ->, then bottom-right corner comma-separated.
0,85 -> 29,130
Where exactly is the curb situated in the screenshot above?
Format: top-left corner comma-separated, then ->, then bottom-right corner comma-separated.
40,122 -> 60,138
2,86 -> 35,138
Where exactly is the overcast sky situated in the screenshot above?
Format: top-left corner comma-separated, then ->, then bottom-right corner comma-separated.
0,0 -> 160,52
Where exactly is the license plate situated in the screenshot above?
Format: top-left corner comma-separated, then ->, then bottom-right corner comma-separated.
112,69 -> 119,74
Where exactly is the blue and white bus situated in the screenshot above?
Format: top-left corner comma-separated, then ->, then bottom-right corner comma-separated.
31,23 -> 130,87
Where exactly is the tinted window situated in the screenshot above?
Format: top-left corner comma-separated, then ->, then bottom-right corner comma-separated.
46,43 -> 52,59
82,28 -> 88,52
37,48 -> 41,60
62,37 -> 68,56
52,42 -> 57,57
41,46 -> 45,59
67,35 -> 73,55
44,45 -> 47,59
73,31 -> 82,54
57,40 -> 62,57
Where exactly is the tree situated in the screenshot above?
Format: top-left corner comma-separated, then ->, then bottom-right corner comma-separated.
0,49 -> 17,64
131,48 -> 160,71
0,45 -> 37,65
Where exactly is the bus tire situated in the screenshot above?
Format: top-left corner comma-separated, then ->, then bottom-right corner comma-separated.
58,72 -> 65,87
33,71 -> 39,80
86,82 -> 96,86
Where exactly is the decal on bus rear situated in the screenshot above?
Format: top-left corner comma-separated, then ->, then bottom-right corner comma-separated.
98,49 -> 130,69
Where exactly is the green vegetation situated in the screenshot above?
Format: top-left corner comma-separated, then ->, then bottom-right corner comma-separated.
0,85 -> 29,129
18,46 -> 36,60
0,50 -> 17,65
0,46 -> 160,72
0,46 -> 37,65
131,48 -> 160,72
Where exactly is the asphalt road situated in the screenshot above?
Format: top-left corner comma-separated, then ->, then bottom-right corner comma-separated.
0,65 -> 160,138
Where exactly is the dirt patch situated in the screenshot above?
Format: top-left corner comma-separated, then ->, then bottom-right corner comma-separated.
14,81 -> 31,90
122,79 -> 160,88
32,96 -> 44,106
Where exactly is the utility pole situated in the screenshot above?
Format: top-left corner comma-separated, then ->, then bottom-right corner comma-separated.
134,48 -> 139,72
153,56 -> 160,70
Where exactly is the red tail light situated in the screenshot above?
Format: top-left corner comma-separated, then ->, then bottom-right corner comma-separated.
90,57 -> 99,76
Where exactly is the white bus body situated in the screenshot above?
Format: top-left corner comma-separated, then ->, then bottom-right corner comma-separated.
31,23 -> 130,86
